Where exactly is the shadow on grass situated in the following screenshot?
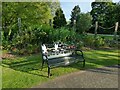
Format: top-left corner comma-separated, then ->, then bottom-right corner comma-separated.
82,49 -> 119,75
2,49 -> 119,77
2,54 -> 48,78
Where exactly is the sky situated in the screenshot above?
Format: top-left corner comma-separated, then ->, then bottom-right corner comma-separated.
60,0 -> 120,21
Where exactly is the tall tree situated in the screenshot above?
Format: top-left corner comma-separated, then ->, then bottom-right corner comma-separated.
69,5 -> 81,28
53,8 -> 67,28
115,2 -> 120,23
114,2 -> 120,35
103,2 -> 116,34
48,0 -> 60,17
91,1 -> 107,25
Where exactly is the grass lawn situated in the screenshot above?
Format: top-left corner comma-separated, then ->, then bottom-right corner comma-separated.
87,33 -> 119,40
2,49 -> 119,88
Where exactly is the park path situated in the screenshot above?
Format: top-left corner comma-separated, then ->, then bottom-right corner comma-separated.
32,65 -> 119,88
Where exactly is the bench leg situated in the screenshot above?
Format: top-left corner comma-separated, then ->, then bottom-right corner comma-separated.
82,55 -> 85,67
48,66 -> 50,78
41,60 -> 45,71
83,60 -> 85,67
82,56 -> 85,67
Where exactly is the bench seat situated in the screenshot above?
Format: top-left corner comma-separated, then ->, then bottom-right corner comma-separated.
48,55 -> 84,68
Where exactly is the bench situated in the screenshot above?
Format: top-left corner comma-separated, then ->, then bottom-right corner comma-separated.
40,44 -> 85,78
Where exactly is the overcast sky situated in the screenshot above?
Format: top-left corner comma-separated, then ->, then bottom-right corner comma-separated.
60,0 -> 120,21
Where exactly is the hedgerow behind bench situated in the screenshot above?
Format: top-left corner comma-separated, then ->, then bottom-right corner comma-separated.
40,43 -> 85,78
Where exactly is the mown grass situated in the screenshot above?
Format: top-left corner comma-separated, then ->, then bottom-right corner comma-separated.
2,49 -> 119,88
0,66 -> 2,90
87,33 -> 119,40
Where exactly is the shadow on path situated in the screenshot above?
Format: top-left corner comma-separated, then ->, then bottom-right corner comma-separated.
86,65 -> 119,75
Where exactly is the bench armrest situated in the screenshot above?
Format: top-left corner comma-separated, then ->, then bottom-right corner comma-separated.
75,49 -> 84,56
42,53 -> 48,60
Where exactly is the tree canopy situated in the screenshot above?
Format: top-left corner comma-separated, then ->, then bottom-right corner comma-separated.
115,2 -> 120,23
69,5 -> 81,28
76,13 -> 92,34
2,2 -> 60,41
53,8 -> 67,28
90,0 -> 120,34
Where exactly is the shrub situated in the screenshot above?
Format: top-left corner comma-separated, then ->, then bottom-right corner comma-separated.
82,35 -> 95,47
76,13 -> 92,34
94,36 -> 106,47
6,24 -> 54,55
76,41 -> 84,49
2,32 -> 11,50
106,40 -> 119,47
50,27 -> 76,43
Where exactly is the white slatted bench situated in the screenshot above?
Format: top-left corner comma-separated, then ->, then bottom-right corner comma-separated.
40,44 -> 85,78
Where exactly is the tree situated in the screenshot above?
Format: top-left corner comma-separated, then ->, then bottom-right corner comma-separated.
91,1 -> 107,25
90,0 -> 118,34
69,5 -> 81,28
2,2 -> 53,41
2,1 -> 62,51
76,13 -> 92,34
115,2 -> 120,23
104,2 -> 116,26
114,2 -> 120,35
53,8 -> 67,28
48,0 -> 60,17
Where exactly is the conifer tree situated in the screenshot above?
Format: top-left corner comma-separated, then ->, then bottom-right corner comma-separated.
53,8 -> 67,28
69,5 -> 81,28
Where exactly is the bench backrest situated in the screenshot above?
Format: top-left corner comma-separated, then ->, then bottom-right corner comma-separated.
41,44 -> 47,54
54,44 -> 58,51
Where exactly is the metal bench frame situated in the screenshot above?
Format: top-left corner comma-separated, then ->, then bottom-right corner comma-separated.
40,44 -> 85,78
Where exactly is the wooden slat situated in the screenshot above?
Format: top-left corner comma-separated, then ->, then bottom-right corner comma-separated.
48,52 -> 73,59
48,56 -> 83,68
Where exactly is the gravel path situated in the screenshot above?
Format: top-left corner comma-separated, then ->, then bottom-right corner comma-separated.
32,65 -> 119,88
